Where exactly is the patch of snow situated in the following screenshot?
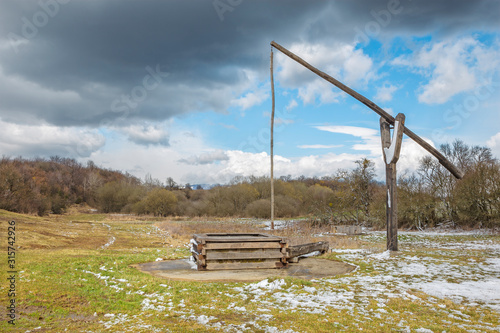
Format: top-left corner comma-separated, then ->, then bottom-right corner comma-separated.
258,314 -> 274,321
186,257 -> 198,270
331,249 -> 367,253
415,328 -> 434,333
110,285 -> 123,292
247,279 -> 286,292
411,279 -> 500,311
101,236 -> 116,250
299,251 -> 321,258
141,298 -> 166,312
83,270 -> 110,281
193,314 -> 216,325
369,250 -> 391,260
101,313 -> 129,329
261,219 -> 299,230
303,286 -> 316,293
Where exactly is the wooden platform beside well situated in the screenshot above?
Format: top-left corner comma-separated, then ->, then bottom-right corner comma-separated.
191,233 -> 288,270
332,225 -> 363,235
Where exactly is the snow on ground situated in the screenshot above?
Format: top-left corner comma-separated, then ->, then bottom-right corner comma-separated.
81,229 -> 500,332
228,230 -> 500,330
261,219 -> 302,230
100,223 -> 116,249
339,231 -> 500,312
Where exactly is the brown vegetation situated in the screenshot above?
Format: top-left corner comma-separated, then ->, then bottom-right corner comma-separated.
1,140 -> 499,229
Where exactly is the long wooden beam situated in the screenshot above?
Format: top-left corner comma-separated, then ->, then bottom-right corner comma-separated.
271,41 -> 464,179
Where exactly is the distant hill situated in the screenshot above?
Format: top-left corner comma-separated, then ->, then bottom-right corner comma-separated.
0,156 -> 138,215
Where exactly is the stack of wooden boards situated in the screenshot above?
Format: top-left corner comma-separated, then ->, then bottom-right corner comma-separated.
191,233 -> 288,270
190,233 -> 329,270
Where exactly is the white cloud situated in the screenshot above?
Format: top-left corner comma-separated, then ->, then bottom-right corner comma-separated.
276,42 -> 375,105
263,111 -> 295,126
396,138 -> 435,175
274,118 -> 294,125
298,144 -> 343,149
384,107 -> 394,116
313,125 -> 433,179
0,118 -> 105,158
487,132 -> 500,158
343,50 -> 374,86
286,99 -> 298,110
75,119 -> 436,185
232,83 -> 269,111
179,150 -> 229,165
86,136 -> 434,185
298,79 -> 343,104
374,83 -> 399,102
201,150 -> 365,183
88,128 -> 209,183
392,37 -> 500,104
315,125 -> 379,139
119,123 -> 169,146
315,125 -> 381,157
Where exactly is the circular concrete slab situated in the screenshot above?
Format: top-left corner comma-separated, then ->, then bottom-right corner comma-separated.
132,258 -> 355,282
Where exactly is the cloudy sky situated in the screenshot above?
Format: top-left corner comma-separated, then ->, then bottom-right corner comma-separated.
1,0 -> 499,184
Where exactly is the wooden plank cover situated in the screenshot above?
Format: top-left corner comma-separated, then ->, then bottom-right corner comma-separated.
193,233 -> 284,243
205,249 -> 285,260
206,260 -> 286,270
202,241 -> 284,250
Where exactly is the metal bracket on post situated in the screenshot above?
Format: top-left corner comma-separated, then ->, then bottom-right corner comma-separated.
380,113 -> 405,251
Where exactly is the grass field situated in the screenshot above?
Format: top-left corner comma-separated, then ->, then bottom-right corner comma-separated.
1,209 -> 499,332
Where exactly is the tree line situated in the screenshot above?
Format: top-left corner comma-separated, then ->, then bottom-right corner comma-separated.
1,140 -> 499,229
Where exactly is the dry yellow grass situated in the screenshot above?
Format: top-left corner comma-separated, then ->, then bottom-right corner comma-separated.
1,210 -> 498,332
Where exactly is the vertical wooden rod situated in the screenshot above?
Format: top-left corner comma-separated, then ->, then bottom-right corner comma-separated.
270,48 -> 275,230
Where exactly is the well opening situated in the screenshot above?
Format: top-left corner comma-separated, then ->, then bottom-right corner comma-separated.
191,233 -> 288,270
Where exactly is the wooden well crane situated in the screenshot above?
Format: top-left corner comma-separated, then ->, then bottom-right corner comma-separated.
269,41 -> 464,251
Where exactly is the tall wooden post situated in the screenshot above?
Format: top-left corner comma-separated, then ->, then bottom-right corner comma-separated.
380,113 -> 405,251
270,48 -> 275,230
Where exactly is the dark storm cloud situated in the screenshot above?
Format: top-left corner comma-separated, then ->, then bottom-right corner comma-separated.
0,0 -> 498,127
